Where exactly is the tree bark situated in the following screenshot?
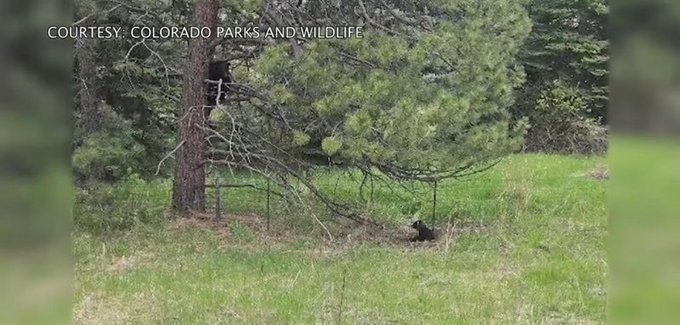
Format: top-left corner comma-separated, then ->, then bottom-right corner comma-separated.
172,0 -> 219,213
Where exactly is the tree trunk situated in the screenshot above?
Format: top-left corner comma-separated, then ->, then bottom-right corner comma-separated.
172,0 -> 219,213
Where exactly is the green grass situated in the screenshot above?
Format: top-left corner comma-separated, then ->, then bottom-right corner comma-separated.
74,154 -> 607,324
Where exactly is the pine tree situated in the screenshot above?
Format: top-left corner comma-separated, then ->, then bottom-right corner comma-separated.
250,0 -> 531,182
172,0 -> 219,213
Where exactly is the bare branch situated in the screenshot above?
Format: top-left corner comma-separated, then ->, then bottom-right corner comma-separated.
72,4 -> 124,26
156,140 -> 184,175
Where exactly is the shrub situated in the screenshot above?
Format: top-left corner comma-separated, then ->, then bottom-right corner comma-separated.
523,81 -> 608,155
74,174 -> 170,235
72,104 -> 173,183
72,105 -> 146,182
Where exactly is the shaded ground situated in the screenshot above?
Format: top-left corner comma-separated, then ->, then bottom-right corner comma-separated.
174,212 -> 493,250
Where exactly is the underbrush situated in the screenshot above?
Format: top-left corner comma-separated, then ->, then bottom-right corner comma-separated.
74,174 -> 171,235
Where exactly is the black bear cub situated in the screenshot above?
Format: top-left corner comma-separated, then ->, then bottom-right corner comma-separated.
410,220 -> 435,242
206,60 -> 232,107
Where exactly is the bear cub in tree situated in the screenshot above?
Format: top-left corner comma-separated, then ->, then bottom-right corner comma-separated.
206,60 -> 232,107
410,220 -> 435,242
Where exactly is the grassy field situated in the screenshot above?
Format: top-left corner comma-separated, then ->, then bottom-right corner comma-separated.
73,154 -> 607,324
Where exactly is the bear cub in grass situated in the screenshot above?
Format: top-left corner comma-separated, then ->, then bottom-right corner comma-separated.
410,220 -> 435,242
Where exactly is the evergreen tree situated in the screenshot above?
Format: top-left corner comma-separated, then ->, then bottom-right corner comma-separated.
248,0 -> 531,182
518,0 -> 609,154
